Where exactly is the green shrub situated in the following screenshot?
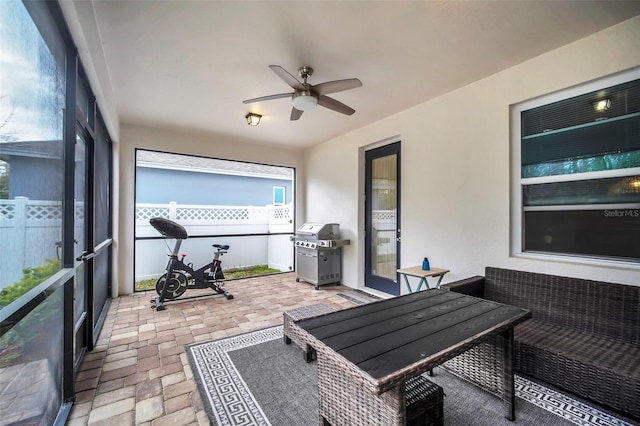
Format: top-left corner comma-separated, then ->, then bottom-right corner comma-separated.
0,258 -> 61,309
0,258 -> 62,367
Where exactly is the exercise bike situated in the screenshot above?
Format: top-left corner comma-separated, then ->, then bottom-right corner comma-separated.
149,217 -> 234,311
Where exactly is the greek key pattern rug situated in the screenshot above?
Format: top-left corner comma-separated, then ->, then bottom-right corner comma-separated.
186,326 -> 634,426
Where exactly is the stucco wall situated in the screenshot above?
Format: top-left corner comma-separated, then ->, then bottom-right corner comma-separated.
304,16 -> 640,292
116,124 -> 304,295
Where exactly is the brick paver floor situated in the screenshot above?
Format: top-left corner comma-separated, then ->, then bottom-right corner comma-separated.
66,273 -> 372,425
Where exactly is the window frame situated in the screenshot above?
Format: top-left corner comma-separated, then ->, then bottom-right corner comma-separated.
132,149 -> 297,292
510,67 -> 640,265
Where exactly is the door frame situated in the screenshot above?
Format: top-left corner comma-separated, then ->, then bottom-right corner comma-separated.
73,124 -> 93,369
364,141 -> 401,295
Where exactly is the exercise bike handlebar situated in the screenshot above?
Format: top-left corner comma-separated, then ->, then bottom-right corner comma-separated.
151,218 -> 230,254
150,217 -> 188,240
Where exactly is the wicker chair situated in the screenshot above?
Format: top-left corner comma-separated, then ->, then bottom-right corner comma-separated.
443,267 -> 640,420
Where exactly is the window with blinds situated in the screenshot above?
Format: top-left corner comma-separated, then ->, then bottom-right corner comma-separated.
514,71 -> 640,262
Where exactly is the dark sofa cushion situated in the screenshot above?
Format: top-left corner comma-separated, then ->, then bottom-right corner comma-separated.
515,320 -> 640,378
484,267 -> 640,343
516,320 -> 640,418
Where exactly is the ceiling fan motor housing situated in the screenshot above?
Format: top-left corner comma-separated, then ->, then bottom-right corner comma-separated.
298,66 -> 313,80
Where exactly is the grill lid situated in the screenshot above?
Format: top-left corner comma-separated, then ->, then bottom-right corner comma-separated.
293,222 -> 350,249
295,223 -> 339,240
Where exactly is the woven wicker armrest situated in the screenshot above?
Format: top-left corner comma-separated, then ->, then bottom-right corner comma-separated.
283,303 -> 335,362
442,275 -> 485,298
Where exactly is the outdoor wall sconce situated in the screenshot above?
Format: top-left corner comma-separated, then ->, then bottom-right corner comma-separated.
245,113 -> 262,126
593,98 -> 611,112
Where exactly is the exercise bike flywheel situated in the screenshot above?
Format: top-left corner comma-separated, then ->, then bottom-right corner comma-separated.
155,271 -> 188,299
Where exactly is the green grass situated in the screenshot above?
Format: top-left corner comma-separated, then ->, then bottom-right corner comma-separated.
135,264 -> 281,292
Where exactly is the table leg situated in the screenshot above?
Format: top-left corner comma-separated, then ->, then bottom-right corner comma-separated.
434,274 -> 445,288
502,328 -> 516,421
318,352 -> 405,425
414,277 -> 427,292
402,274 -> 414,293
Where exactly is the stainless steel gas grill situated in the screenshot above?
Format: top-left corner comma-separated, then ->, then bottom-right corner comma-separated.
293,223 -> 350,289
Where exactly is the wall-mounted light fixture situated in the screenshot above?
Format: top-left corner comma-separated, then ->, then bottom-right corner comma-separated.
245,112 -> 262,126
593,99 -> 611,112
609,176 -> 640,194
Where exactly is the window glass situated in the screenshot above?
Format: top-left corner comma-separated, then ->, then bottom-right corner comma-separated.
0,285 -> 64,424
0,1 -> 66,424
523,175 -> 640,207
517,74 -> 640,261
273,186 -> 285,205
77,78 -> 90,122
0,0 -> 65,305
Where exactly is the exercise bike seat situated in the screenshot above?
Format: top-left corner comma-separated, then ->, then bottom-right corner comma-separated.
149,217 -> 188,240
213,244 -> 230,250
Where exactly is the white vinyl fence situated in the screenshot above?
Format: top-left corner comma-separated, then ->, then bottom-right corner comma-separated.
0,197 -> 72,289
135,202 -> 294,282
0,199 -> 294,289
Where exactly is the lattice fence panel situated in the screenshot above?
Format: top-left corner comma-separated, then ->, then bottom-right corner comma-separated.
272,206 -> 292,220
177,207 -> 250,221
373,210 -> 396,221
0,204 -> 15,220
27,204 -> 63,221
75,204 -> 85,221
137,207 -> 170,220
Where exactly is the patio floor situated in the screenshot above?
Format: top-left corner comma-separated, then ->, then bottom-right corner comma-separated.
66,272 -> 369,425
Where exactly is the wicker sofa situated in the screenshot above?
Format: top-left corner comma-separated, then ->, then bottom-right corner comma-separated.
442,267 -> 640,420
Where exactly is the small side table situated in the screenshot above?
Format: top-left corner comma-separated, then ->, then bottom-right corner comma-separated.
397,266 -> 449,293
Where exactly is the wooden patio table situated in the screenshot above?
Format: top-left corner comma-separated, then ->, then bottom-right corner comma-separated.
291,288 -> 532,425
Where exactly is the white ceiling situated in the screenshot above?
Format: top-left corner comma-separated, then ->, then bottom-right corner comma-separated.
86,0 -> 640,148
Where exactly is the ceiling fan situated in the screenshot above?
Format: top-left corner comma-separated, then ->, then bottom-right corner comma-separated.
243,65 -> 362,121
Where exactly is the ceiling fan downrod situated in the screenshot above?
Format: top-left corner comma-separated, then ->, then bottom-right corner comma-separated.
298,66 -> 313,85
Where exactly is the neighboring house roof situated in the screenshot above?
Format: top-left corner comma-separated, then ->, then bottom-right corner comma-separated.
136,150 -> 293,180
0,140 -> 63,161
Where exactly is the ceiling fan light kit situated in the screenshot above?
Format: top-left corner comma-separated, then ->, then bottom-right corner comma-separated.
243,64 -> 362,121
292,91 -> 318,111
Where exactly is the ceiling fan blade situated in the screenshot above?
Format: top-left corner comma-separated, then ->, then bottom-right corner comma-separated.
312,78 -> 362,96
269,65 -> 305,91
318,95 -> 355,115
290,107 -> 303,121
242,92 -> 292,104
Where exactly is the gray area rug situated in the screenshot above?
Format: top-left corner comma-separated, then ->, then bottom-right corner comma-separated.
186,326 -> 637,426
